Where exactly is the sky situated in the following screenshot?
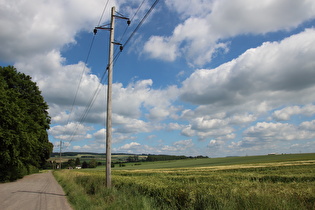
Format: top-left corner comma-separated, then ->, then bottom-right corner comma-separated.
1,0 -> 315,157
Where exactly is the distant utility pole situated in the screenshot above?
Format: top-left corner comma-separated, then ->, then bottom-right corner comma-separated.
59,140 -> 62,169
94,6 -> 129,188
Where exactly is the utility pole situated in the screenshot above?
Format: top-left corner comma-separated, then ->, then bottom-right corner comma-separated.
94,6 -> 129,188
105,6 -> 115,188
59,140 -> 62,169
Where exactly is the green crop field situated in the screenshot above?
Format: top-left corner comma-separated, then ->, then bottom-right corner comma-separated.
54,153 -> 315,210
112,153 -> 315,170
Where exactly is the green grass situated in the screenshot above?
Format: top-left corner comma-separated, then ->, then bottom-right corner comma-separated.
53,153 -> 315,210
54,170 -> 159,210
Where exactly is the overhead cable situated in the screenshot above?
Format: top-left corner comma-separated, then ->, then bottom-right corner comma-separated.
62,0 -> 110,151
64,69 -> 108,150
65,0 -> 160,150
97,0 -> 110,26
112,0 -> 160,67
66,35 -> 96,126
123,0 -> 160,48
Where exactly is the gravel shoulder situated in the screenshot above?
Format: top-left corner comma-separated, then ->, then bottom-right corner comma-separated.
0,171 -> 72,210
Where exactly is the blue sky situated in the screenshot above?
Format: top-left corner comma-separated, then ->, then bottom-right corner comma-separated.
1,0 -> 315,157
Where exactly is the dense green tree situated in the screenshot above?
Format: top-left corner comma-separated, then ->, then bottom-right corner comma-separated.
75,157 -> 81,166
82,161 -> 88,168
0,66 -> 53,182
127,155 -> 139,162
67,159 -> 76,168
89,159 -> 97,168
146,155 -> 188,162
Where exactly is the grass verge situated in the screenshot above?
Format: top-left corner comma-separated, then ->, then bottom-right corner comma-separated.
53,170 -> 160,210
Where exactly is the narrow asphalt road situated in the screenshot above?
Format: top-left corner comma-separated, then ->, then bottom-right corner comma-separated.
0,171 -> 72,210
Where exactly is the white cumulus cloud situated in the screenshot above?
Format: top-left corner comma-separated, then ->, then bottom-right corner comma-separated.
145,0 -> 315,66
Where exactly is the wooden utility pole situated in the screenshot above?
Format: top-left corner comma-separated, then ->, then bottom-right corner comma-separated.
94,6 -> 129,188
105,6 -> 115,188
59,140 -> 62,169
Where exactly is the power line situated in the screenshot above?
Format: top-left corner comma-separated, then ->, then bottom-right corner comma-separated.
118,0 -> 147,46
131,0 -> 147,22
60,0 -> 111,153
67,0 -> 110,124
97,0 -> 110,26
63,69 -> 108,151
66,35 -> 96,126
123,0 -> 159,48
111,0 -> 159,67
63,0 -> 160,152
60,34 -> 97,155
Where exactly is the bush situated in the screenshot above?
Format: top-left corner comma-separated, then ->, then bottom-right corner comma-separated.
82,161 -> 88,168
89,159 -> 97,168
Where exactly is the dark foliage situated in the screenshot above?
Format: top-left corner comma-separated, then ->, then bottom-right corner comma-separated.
89,159 -> 97,168
146,155 -> 189,162
0,66 -> 52,182
82,161 -> 89,168
75,157 -> 81,166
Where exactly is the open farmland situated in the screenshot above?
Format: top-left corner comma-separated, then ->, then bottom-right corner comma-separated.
112,153 -> 315,169
54,153 -> 315,210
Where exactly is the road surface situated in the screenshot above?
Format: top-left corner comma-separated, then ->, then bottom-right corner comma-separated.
0,171 -> 72,210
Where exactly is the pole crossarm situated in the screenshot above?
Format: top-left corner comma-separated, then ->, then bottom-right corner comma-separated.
114,11 -> 130,25
114,15 -> 129,20
95,26 -> 112,30
94,26 -> 111,35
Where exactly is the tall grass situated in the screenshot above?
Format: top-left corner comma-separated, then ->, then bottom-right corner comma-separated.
112,163 -> 315,209
54,160 -> 315,209
53,170 -> 160,210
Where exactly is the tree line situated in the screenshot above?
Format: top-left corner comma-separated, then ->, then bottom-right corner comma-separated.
145,155 -> 208,162
63,158 -> 99,169
0,66 -> 53,182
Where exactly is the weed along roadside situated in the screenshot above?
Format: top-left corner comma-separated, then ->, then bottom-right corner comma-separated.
52,153 -> 315,210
